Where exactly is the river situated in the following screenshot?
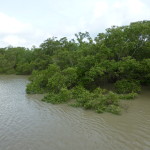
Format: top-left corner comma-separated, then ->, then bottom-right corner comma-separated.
0,75 -> 150,150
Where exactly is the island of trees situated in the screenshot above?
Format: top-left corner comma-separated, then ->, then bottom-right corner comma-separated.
0,20 -> 150,114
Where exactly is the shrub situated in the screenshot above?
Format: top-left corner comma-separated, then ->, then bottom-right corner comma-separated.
62,67 -> 78,88
105,105 -> 121,114
47,72 -> 66,93
115,79 -> 141,94
26,82 -> 45,94
118,92 -> 138,100
42,87 -> 72,104
71,86 -> 121,114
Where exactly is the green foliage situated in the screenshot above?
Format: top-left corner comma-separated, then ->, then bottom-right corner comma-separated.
26,64 -> 61,94
1,20 -> 150,114
26,81 -> 45,94
42,87 -> 72,104
47,72 -> 66,93
140,59 -> 150,85
117,56 -> 141,80
16,63 -> 33,75
26,70 -> 49,94
62,67 -> 78,88
71,86 -> 121,114
115,79 -> 141,94
118,92 -> 138,100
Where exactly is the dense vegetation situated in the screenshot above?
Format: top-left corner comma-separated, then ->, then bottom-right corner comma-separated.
0,21 -> 150,114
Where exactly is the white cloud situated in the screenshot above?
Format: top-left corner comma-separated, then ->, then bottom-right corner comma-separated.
0,0 -> 150,48
0,12 -> 31,34
0,12 -> 48,47
93,1 -> 108,19
2,35 -> 26,46
89,0 -> 150,33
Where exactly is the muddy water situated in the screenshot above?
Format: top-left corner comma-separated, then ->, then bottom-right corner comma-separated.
0,75 -> 150,150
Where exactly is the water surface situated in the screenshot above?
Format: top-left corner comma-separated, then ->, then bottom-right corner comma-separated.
0,75 -> 150,150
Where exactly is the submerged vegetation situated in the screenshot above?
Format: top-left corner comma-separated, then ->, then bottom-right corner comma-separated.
0,21 -> 150,114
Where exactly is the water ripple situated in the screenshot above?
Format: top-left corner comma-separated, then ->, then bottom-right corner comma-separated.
0,75 -> 150,150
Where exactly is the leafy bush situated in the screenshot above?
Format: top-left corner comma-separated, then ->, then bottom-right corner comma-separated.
105,105 -> 121,114
71,87 -> 121,114
42,87 -> 72,104
26,70 -> 49,94
16,63 -> 33,75
26,81 -> 46,94
62,67 -> 78,88
118,92 -> 138,100
47,72 -> 66,93
115,79 -> 141,94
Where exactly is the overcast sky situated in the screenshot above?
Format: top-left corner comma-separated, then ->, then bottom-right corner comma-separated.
0,0 -> 150,48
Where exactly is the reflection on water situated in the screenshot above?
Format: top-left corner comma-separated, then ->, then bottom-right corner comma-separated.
0,75 -> 150,150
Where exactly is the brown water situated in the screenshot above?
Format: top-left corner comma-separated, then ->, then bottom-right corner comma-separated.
0,75 -> 150,150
